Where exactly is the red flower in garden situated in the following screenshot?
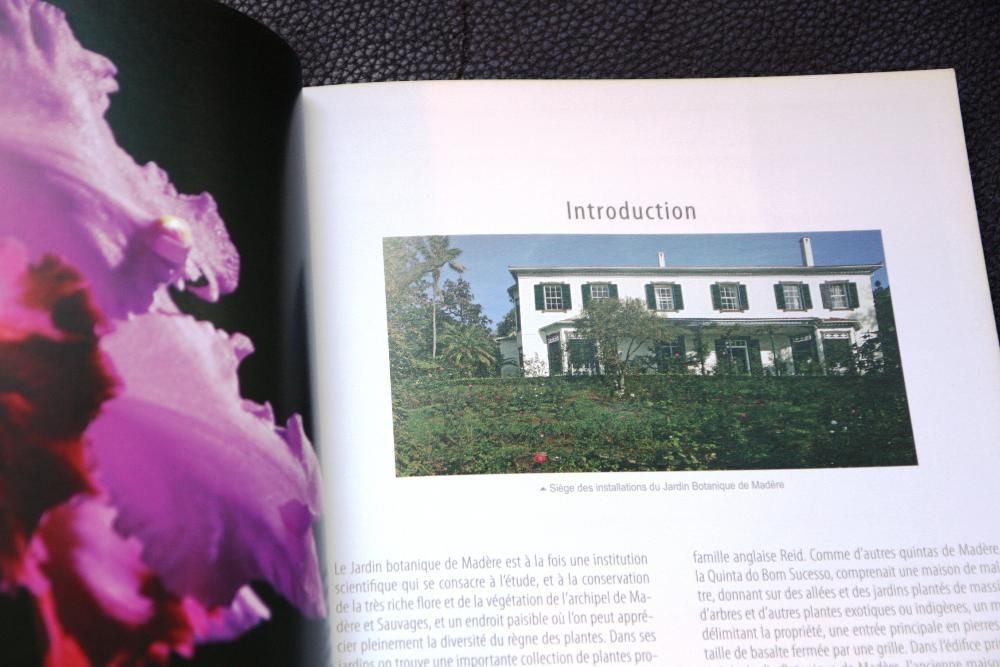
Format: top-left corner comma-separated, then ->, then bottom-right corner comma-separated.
533,452 -> 548,464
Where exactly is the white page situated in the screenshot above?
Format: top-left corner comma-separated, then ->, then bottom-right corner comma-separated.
302,72 -> 1000,665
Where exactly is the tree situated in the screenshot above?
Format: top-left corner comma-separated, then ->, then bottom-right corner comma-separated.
383,237 -> 428,295
439,323 -> 497,377
870,283 -> 901,373
417,236 -> 465,358
440,278 -> 491,330
496,307 -> 518,337
574,297 -> 665,397
383,237 -> 433,376
384,236 -> 496,378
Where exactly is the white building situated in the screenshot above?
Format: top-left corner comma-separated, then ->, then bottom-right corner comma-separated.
498,237 -> 881,377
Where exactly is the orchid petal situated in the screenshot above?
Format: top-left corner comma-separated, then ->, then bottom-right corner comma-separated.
23,497 -> 194,666
184,586 -> 271,643
0,0 -> 239,318
87,313 -> 325,618
0,239 -> 113,587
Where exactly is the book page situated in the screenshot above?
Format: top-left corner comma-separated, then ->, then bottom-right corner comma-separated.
302,72 -> 1000,666
1,1 -> 326,664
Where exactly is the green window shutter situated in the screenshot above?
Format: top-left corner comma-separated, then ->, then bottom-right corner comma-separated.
714,337 -> 726,362
645,283 -> 656,309
819,283 -> 831,309
738,284 -> 749,310
678,335 -> 686,358
774,284 -> 786,310
561,283 -> 572,309
847,282 -> 860,308
749,339 -> 763,374
801,284 -> 813,309
582,283 -> 591,306
672,284 -> 684,310
608,283 -> 618,299
534,284 -> 544,310
710,283 -> 721,310
547,338 -> 563,375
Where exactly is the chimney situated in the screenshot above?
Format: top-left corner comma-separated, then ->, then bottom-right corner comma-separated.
799,237 -> 814,267
657,251 -> 666,268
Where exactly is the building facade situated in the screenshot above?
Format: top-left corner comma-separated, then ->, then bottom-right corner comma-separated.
498,238 -> 881,377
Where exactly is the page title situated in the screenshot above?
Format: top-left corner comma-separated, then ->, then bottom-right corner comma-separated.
566,199 -> 697,221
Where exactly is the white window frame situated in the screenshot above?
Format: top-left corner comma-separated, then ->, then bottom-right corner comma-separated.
722,338 -> 751,373
654,285 -> 675,310
543,284 -> 564,310
782,283 -> 803,310
589,283 -> 610,300
718,284 -> 740,311
658,340 -> 683,358
827,282 -> 849,309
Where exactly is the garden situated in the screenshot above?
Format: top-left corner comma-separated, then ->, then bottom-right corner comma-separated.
392,373 -> 917,476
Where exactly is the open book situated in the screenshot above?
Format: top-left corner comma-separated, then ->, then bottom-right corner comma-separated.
3,1 -> 998,665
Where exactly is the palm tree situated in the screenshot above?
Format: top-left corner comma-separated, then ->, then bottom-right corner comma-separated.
417,236 -> 465,358
439,323 -> 497,376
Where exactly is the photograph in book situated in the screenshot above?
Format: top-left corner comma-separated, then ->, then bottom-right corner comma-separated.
384,231 -> 916,476
0,1 -> 325,665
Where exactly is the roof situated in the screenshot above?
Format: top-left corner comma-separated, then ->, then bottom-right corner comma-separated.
509,264 -> 881,279
538,315 -> 863,333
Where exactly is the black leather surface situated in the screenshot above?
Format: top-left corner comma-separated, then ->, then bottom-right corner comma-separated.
221,0 -> 1000,328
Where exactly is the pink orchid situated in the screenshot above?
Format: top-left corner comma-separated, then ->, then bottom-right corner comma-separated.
0,0 -> 324,663
0,0 -> 238,319
87,314 -> 324,617
0,241 -> 111,586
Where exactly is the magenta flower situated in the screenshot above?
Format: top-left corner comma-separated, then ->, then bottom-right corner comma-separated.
0,240 -> 112,585
0,0 -> 324,663
23,498 -> 197,665
87,314 -> 324,617
0,0 -> 238,319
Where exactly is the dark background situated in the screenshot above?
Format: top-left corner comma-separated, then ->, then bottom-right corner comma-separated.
222,0 -> 999,328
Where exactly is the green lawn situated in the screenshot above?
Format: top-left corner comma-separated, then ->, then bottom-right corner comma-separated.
391,374 -> 917,476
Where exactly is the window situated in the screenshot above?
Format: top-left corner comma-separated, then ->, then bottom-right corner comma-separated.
783,284 -> 802,309
645,283 -> 683,311
715,336 -> 761,374
544,284 -> 564,310
711,282 -> 748,312
774,282 -> 812,311
719,285 -> 739,310
655,337 -> 686,372
534,283 -> 572,311
822,331 -> 853,373
582,282 -> 618,305
655,286 -> 674,310
791,334 -> 817,374
820,281 -> 859,310
829,283 -> 848,309
718,338 -> 749,373
567,336 -> 599,375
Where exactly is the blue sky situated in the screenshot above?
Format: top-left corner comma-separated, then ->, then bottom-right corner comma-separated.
432,232 -> 887,325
